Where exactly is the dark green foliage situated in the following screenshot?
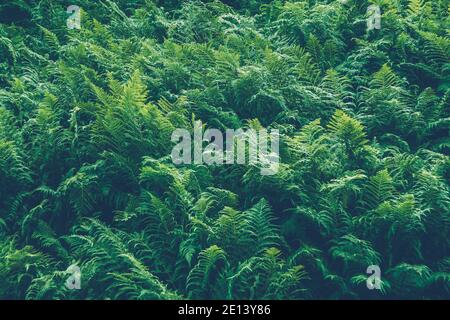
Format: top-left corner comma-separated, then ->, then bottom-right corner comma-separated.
0,0 -> 448,300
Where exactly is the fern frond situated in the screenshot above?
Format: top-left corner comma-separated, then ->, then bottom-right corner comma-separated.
187,245 -> 228,299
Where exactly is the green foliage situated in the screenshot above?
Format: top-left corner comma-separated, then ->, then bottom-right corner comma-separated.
0,0 -> 448,300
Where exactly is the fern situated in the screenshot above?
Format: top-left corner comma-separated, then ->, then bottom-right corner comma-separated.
362,169 -> 395,209
187,245 -> 228,299
408,0 -> 425,17
241,199 -> 281,255
386,263 -> 432,298
330,234 -> 382,272
0,0 -> 448,301
327,110 -> 368,158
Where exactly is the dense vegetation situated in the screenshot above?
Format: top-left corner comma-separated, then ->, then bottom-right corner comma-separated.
0,0 -> 449,300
